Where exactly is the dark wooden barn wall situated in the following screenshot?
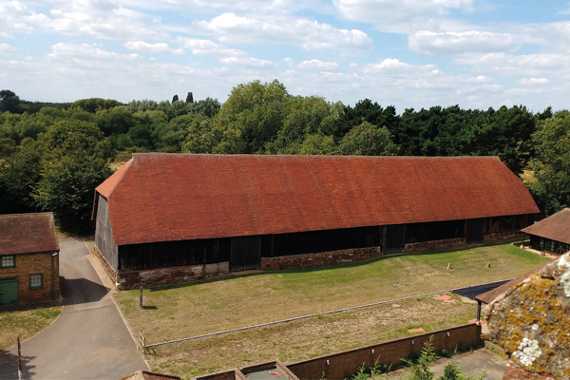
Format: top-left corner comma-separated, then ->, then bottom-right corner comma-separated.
117,215 -> 536,271
95,195 -> 119,270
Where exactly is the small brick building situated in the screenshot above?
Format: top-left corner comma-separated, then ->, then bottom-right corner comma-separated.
92,154 -> 540,290
0,213 -> 60,306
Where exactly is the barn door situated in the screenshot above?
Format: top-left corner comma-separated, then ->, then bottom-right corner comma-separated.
466,219 -> 485,244
0,277 -> 18,306
230,236 -> 261,272
385,224 -> 406,254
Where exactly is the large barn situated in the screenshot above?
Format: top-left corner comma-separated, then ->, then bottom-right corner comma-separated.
92,153 -> 540,289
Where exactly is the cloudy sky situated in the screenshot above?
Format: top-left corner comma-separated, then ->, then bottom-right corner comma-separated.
1,0 -> 570,112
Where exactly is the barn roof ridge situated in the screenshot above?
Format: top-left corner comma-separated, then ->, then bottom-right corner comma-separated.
96,153 -> 539,246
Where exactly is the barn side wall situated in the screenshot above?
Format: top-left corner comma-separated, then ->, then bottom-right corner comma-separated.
261,247 -> 382,270
94,194 -> 119,270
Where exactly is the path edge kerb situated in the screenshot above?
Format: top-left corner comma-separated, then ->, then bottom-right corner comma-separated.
84,241 -> 151,371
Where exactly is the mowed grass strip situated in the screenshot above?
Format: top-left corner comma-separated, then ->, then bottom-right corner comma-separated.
149,294 -> 478,379
0,306 -> 62,350
114,242 -> 549,345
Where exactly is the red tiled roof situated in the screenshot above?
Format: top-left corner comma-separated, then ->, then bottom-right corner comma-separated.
521,208 -> 570,245
96,154 -> 540,246
0,213 -> 59,256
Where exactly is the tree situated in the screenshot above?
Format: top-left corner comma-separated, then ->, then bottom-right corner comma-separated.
34,120 -> 113,233
186,92 -> 194,104
526,111 -> 570,215
338,121 -> 398,156
0,90 -> 21,113
172,94 -> 179,103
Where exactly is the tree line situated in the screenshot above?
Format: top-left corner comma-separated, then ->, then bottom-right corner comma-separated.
0,80 -> 567,233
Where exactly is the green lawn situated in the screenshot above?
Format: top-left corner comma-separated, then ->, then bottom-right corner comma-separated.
0,306 -> 62,350
114,242 -> 549,346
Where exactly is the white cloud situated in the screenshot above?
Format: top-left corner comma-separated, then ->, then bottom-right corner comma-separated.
456,52 -> 570,78
283,57 -> 294,67
333,0 -> 474,26
0,0 -> 50,34
48,43 -> 142,66
124,41 -> 184,55
0,43 -> 17,56
409,30 -> 521,55
179,37 -> 277,69
195,12 -> 372,51
518,77 -> 550,85
298,59 -> 338,70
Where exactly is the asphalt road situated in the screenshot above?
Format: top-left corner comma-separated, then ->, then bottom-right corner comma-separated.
0,235 -> 148,380
451,279 -> 511,300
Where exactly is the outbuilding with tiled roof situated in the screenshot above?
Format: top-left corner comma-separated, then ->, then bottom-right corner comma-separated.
92,153 -> 540,290
521,207 -> 570,254
0,213 -> 60,306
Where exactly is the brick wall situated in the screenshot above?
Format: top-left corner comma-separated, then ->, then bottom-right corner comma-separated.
116,264 -> 204,290
404,238 -> 466,253
93,245 -> 117,285
195,324 -> 483,380
287,323 -> 482,380
483,231 -> 523,243
260,247 -> 382,271
0,251 -> 60,305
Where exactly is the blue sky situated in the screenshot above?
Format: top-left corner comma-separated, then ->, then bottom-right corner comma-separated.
2,0 -> 570,113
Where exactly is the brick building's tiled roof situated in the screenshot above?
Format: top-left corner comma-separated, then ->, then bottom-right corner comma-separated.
0,213 -> 59,256
521,208 -> 570,245
96,153 -> 540,246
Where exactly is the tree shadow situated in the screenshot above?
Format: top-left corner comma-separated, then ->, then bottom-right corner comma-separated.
0,348 -> 36,380
60,277 -> 109,306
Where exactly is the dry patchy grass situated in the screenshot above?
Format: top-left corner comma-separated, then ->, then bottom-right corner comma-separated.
148,294 -> 477,379
115,243 -> 549,345
0,306 -> 62,350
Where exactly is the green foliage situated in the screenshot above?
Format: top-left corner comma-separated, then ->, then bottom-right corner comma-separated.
34,120 -> 113,233
338,121 -> 398,156
0,90 -> 21,113
72,98 -> 122,113
527,110 -> 570,215
186,92 -> 194,104
401,338 -> 439,380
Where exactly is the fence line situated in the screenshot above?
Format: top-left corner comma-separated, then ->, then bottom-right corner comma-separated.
143,278 -> 511,349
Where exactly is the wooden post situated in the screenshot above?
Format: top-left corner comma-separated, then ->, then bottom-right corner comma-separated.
476,301 -> 482,322
139,286 -> 143,307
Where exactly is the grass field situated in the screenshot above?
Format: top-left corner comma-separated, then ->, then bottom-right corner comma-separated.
115,243 -> 549,344
0,306 -> 62,350
150,293 -> 478,379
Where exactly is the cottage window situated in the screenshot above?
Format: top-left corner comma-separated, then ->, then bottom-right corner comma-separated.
30,274 -> 43,289
1,255 -> 15,268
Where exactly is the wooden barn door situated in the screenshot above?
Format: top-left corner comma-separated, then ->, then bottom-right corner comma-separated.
0,277 -> 18,306
466,219 -> 485,244
385,224 -> 406,254
230,236 -> 261,272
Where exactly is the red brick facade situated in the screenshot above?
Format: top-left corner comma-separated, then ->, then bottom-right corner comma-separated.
0,251 -> 60,305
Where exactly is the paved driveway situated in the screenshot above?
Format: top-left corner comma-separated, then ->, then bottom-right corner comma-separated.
0,235 -> 148,380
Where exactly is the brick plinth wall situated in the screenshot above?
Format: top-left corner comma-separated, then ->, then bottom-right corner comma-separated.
261,247 -> 382,271
0,252 -> 60,305
404,238 -> 466,253
503,361 -> 558,380
93,245 -> 117,286
196,324 -> 483,380
116,263 -> 229,290
484,231 -> 523,243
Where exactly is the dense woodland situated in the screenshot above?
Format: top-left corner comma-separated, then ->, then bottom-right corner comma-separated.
0,82 -> 568,233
